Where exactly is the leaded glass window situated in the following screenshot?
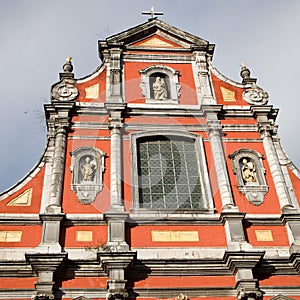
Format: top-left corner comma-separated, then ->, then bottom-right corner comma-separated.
137,135 -> 204,209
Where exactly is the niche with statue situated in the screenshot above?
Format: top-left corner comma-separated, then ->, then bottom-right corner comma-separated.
229,149 -> 268,206
71,147 -> 105,204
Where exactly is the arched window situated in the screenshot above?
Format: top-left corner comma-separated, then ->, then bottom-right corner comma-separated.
229,149 -> 268,206
140,65 -> 181,103
131,131 -> 214,213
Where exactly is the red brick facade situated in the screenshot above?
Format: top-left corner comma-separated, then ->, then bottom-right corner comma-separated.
0,18 -> 300,300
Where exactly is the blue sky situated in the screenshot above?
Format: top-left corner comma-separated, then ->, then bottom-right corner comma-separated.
0,0 -> 300,192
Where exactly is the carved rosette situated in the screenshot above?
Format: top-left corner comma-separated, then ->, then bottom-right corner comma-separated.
242,88 -> 269,105
51,78 -> 78,101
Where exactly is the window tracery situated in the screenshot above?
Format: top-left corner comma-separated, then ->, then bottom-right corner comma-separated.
131,131 -> 214,213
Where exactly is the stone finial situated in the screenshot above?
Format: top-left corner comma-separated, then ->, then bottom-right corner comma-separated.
240,62 -> 257,84
240,62 -> 250,79
63,56 -> 73,73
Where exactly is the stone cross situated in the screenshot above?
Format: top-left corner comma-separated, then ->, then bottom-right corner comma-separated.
142,6 -> 164,20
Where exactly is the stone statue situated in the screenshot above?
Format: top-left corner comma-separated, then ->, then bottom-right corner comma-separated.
153,76 -> 167,100
80,156 -> 96,182
241,158 -> 257,183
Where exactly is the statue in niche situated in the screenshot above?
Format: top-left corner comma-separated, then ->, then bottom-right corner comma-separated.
153,76 -> 167,100
80,156 -> 96,182
241,158 -> 257,184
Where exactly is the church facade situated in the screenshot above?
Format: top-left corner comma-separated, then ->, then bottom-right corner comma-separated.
1,17 -> 300,300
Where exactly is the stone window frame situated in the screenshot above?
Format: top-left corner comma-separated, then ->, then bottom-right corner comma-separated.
229,148 -> 268,206
130,130 -> 214,213
139,65 -> 181,104
70,146 -> 105,204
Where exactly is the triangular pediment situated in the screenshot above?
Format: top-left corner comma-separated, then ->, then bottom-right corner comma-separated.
132,35 -> 182,48
99,18 -> 214,57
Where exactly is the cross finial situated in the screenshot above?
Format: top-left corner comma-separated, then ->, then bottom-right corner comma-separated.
142,6 -> 164,20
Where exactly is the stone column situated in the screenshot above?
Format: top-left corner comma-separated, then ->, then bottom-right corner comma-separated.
48,125 -> 68,210
110,124 -> 123,209
252,107 -> 293,211
203,106 -> 236,211
38,102 -> 74,253
252,107 -> 300,254
106,104 -> 126,211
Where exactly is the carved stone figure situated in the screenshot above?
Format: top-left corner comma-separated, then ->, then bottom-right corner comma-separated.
80,156 -> 96,182
153,76 -> 167,100
241,159 -> 257,183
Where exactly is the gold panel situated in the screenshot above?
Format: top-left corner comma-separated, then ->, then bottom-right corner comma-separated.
76,231 -> 93,242
220,86 -> 236,102
7,188 -> 32,206
151,230 -> 199,242
255,230 -> 273,241
139,37 -> 174,48
0,231 -> 22,242
85,84 -> 99,99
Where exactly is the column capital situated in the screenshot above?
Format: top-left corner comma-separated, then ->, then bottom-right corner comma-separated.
106,290 -> 128,300
206,120 -> 223,135
201,104 -> 223,117
224,251 -> 265,274
237,281 -> 262,300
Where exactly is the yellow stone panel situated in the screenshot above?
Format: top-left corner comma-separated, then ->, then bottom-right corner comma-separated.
76,231 -> 93,242
85,84 -> 99,99
0,231 -> 22,242
7,188 -> 32,206
220,86 -> 236,102
255,230 -> 273,241
152,230 -> 199,242
139,37 -> 174,48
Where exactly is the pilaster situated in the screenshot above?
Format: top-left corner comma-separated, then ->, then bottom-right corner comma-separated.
282,213 -> 300,254
25,252 -> 67,300
192,51 -> 215,105
100,41 -> 124,103
98,244 -> 136,300
221,212 -> 252,251
224,251 -> 264,300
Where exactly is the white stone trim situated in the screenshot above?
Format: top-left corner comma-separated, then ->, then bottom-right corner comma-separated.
76,63 -> 107,83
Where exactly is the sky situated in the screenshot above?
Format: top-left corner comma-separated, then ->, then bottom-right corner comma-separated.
0,0 -> 300,192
